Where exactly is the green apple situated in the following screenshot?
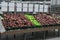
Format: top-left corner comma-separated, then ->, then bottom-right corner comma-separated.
25,14 -> 41,26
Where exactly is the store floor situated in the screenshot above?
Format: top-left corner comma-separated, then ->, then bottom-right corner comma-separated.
46,37 -> 60,40
32,37 -> 60,40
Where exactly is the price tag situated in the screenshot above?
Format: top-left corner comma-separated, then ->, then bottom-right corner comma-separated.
1,2 -> 8,6
9,2 -> 15,11
44,5 -> 48,12
1,2 -> 8,12
16,3 -> 22,12
9,2 -> 15,6
29,4 -> 33,12
16,3 -> 22,7
29,4 -> 33,7
34,4 -> 39,12
23,3 -> 28,7
39,5 -> 43,12
9,7 -> 14,11
1,7 -> 7,12
23,8 -> 27,12
17,8 -> 22,12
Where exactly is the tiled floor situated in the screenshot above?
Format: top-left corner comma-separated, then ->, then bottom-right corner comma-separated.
33,37 -> 60,40
29,37 -> 60,40
46,37 -> 60,40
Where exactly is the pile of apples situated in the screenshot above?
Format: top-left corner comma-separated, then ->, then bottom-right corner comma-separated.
34,13 -> 58,25
2,13 -> 33,28
2,13 -> 60,29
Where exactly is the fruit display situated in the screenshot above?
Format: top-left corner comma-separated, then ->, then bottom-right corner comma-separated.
1,13 -> 60,30
2,13 -> 33,29
34,13 -> 59,25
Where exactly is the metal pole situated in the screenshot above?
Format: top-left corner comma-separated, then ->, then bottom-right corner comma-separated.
44,31 -> 46,40
58,29 -> 59,37
6,35 -> 9,40
24,33 -> 27,40
43,0 -> 46,13
55,0 -> 57,5
42,31 -> 46,40
15,2 -> 16,14
50,0 -> 51,13
8,2 -> 9,14
53,30 -> 56,37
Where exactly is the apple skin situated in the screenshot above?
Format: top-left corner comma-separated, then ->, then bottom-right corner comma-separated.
2,13 -> 60,29
34,13 -> 58,25
2,14 -> 33,28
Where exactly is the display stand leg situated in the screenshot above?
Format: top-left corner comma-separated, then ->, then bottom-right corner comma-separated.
58,29 -> 59,37
43,31 -> 46,40
45,31 -> 48,37
32,32 -> 34,36
53,30 -> 55,37
6,35 -> 8,40
24,33 -> 27,40
14,34 -> 16,39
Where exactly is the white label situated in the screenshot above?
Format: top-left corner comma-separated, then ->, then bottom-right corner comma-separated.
1,7 -> 7,11
44,5 -> 48,12
16,3 -> 22,7
34,4 -> 39,12
29,4 -> 33,12
23,4 -> 28,7
29,8 -> 33,12
23,8 -> 27,12
1,2 -> 8,6
1,2 -> 8,12
9,2 -> 15,11
39,5 -> 43,12
9,7 -> 14,11
16,3 -> 22,12
17,8 -> 22,12
9,2 -> 15,6
29,4 -> 33,7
